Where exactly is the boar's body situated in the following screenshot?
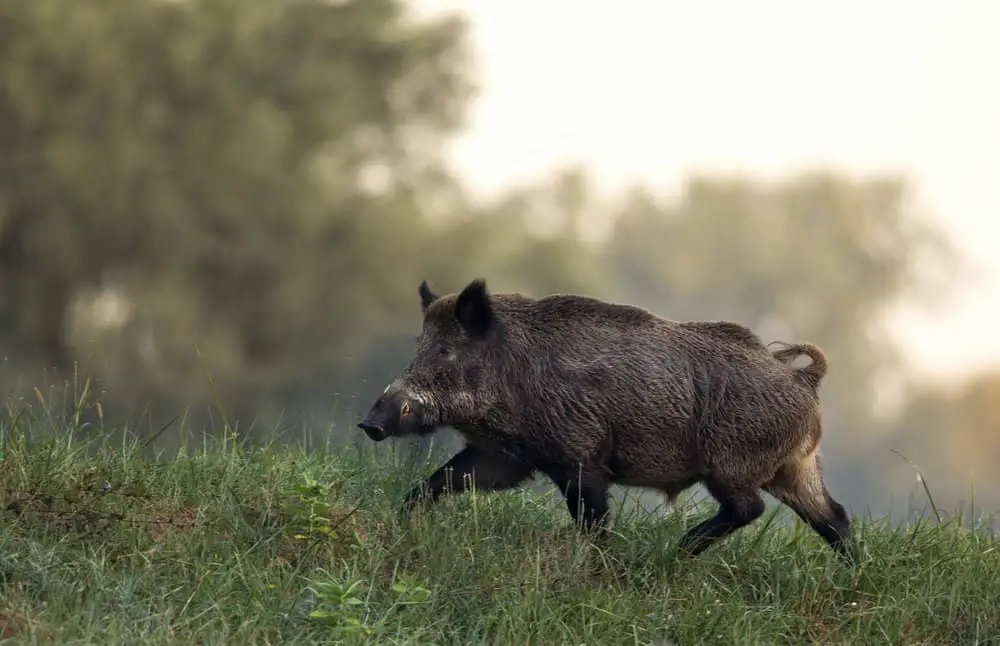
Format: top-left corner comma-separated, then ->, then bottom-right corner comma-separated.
460,297 -> 798,487
359,280 -> 855,563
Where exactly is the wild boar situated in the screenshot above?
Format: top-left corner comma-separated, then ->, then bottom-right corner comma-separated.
358,279 -> 856,562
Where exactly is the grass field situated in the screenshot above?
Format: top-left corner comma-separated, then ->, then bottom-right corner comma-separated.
2,412 -> 1000,645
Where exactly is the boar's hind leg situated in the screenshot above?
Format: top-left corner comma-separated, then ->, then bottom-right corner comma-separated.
764,452 -> 856,563
675,480 -> 766,557
402,446 -> 534,514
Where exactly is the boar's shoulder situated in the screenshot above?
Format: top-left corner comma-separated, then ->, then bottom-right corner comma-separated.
502,294 -> 661,330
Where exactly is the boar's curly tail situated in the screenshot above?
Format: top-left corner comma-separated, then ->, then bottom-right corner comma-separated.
768,341 -> 828,390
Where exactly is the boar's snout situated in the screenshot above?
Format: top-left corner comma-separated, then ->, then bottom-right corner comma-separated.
357,418 -> 387,442
358,387 -> 427,442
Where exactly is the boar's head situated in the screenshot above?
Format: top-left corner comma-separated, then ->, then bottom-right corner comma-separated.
357,278 -> 504,442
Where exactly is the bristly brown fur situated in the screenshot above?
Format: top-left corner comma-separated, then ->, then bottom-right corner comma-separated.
360,279 -> 857,563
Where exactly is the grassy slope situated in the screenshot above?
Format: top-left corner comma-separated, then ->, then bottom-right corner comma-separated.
1,426 -> 999,646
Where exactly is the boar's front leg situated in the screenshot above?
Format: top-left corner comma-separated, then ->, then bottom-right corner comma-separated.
401,445 -> 535,514
546,464 -> 611,536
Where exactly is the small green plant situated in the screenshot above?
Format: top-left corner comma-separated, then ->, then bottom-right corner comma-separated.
284,472 -> 340,542
306,578 -> 372,637
389,574 -> 432,607
306,573 -> 432,638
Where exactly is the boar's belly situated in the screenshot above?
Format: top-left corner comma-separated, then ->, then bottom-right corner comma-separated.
604,423 -> 700,489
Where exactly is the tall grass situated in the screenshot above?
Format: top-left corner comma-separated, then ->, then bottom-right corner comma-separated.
1,400 -> 999,645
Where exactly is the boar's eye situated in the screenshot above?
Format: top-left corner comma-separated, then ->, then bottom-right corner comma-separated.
436,345 -> 451,357
400,401 -> 411,417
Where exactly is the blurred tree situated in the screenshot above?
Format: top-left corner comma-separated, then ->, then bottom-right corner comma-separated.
0,0 -> 969,506
0,0 -> 473,427
0,0 -> 618,436
423,168 -> 610,297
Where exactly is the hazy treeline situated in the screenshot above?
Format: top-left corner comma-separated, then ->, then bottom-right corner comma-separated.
1,0 -> 996,517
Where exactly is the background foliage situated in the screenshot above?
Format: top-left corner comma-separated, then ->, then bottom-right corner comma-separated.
0,0 -> 994,519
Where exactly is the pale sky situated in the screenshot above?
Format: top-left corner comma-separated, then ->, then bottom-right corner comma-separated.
418,0 -> 1000,382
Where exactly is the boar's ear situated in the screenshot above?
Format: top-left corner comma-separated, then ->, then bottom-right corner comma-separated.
454,278 -> 493,338
418,280 -> 439,312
